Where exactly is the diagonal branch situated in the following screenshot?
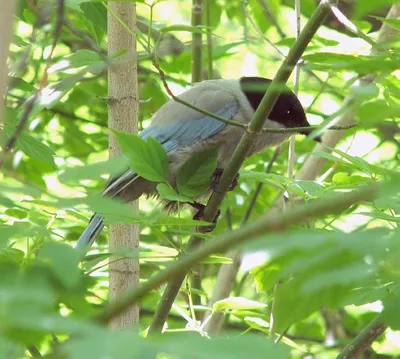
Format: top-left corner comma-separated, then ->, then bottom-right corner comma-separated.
98,182 -> 378,324
336,314 -> 387,359
147,0 -> 337,335
203,2 -> 400,335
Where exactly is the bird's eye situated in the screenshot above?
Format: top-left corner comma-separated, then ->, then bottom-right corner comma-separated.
286,110 -> 291,114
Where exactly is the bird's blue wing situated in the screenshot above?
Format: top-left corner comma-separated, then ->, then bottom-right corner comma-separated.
139,101 -> 238,153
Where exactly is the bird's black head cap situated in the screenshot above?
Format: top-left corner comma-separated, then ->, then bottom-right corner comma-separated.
240,76 -> 320,141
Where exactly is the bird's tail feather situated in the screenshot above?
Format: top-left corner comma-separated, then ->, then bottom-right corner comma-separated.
75,171 -> 141,251
75,214 -> 104,250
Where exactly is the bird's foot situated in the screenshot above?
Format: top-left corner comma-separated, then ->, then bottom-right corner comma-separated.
211,168 -> 240,193
190,202 -> 221,233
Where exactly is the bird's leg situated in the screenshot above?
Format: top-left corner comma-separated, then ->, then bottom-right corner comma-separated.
189,201 -> 221,233
211,168 -> 240,193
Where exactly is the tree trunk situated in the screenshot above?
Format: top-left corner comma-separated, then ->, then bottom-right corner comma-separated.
0,1 -> 17,137
107,2 -> 140,329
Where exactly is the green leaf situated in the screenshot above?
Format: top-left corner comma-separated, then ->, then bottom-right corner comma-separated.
354,0 -> 399,19
17,132 -> 55,163
38,243 -> 81,288
58,50 -> 104,70
60,157 -> 128,182
5,208 -> 28,219
303,53 -> 400,75
382,295 -> 400,330
357,99 -> 400,125
156,183 -> 192,202
371,16 -> 400,31
358,211 -> 400,223
176,146 -> 218,197
214,297 -> 267,312
112,130 -> 169,182
159,332 -> 290,359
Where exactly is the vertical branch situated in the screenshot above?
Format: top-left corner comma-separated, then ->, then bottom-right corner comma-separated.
205,0 -> 213,79
190,0 -> 204,318
287,0 -> 301,181
107,2 -> 140,329
0,1 -> 17,140
191,0 -> 203,83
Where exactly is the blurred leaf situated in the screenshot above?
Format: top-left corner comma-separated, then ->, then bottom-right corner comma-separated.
382,294 -> 400,330
354,1 -> 398,19
304,53 -> 400,75
214,297 -> 267,312
5,208 -> 28,219
60,157 -> 128,182
38,243 -> 81,288
158,332 -> 290,359
358,211 -> 400,223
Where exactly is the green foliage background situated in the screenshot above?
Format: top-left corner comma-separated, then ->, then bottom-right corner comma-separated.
1,0 -> 400,358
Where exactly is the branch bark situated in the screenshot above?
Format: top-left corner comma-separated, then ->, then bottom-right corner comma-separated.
336,314 -> 387,359
0,1 -> 17,142
107,2 -> 140,329
191,0 -> 203,83
203,3 -> 400,335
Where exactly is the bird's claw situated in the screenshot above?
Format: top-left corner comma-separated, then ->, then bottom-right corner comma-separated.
211,168 -> 240,193
190,202 -> 221,233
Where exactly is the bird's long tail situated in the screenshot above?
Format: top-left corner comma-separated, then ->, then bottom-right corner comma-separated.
75,169 -> 141,251
75,214 -> 104,249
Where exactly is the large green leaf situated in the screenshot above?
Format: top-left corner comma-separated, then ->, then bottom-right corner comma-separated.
112,130 -> 169,182
176,146 -> 219,197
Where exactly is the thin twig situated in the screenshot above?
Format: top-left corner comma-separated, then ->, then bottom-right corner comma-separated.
242,146 -> 281,223
0,92 -> 39,169
243,0 -> 287,58
330,5 -> 378,48
153,59 -> 357,133
28,345 -> 42,357
259,0 -> 286,39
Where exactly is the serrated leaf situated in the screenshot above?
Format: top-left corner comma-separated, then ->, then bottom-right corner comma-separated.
156,183 -> 192,202
17,133 -> 55,163
112,130 -> 169,182
176,146 -> 219,197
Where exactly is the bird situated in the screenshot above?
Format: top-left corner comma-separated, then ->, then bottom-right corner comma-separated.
75,76 -> 320,249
